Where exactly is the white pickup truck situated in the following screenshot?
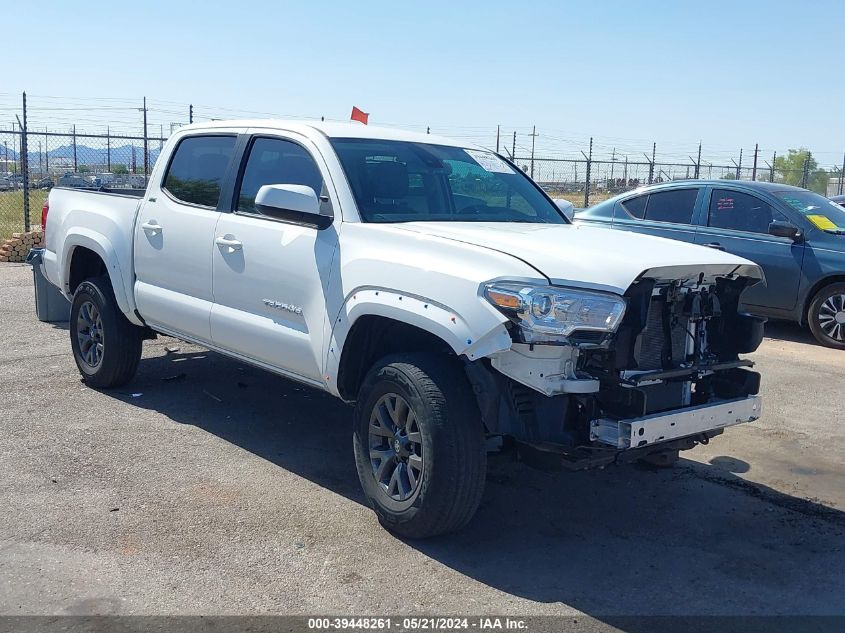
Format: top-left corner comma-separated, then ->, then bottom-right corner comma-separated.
40,120 -> 765,537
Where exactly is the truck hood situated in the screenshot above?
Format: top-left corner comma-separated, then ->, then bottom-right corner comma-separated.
393,222 -> 763,294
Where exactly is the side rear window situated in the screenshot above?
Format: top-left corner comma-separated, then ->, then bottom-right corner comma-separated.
644,189 -> 698,224
621,194 -> 648,219
162,135 -> 236,207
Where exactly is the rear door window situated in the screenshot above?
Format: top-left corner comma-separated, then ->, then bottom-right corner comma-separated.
162,135 -> 236,207
620,194 -> 648,219
644,189 -> 698,224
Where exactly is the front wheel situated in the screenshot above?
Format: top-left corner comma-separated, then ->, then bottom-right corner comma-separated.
353,353 -> 486,539
807,283 -> 845,349
70,276 -> 143,388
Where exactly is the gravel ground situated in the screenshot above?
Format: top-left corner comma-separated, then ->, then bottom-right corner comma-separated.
0,262 -> 843,620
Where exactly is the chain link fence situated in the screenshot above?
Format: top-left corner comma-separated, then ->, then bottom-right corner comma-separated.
0,127 -> 166,240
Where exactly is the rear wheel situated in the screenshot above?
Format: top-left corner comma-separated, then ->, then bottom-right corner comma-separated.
70,276 -> 143,388
353,353 -> 486,539
807,283 -> 845,349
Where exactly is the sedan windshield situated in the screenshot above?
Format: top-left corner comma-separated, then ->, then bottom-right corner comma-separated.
774,190 -> 845,232
330,138 -> 567,224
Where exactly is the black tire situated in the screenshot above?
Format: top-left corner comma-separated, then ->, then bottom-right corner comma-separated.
70,276 -> 143,388
807,282 -> 845,350
353,353 -> 486,539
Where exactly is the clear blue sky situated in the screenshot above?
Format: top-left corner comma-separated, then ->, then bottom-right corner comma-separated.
6,0 -> 845,165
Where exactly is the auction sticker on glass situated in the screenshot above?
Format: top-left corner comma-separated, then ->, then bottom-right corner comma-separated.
464,149 -> 514,173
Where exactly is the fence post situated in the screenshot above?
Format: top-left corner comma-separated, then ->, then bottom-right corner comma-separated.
495,125 -> 500,153
142,97 -> 149,185
583,137 -> 593,207
512,131 -> 516,163
840,152 -> 844,195
771,152 -> 776,182
801,153 -> 810,189
21,92 -> 30,231
752,143 -> 759,181
189,104 -> 194,125
695,142 -> 701,179
529,126 -> 538,179
107,127 -> 111,172
72,125 -> 77,172
736,148 -> 742,180
44,127 -> 48,174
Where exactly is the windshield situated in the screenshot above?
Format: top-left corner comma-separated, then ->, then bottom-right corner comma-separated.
775,190 -> 845,232
330,138 -> 567,224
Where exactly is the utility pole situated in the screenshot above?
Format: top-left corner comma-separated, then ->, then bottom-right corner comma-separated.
529,126 -> 538,179
142,97 -> 149,183
752,143 -> 759,181
610,147 -> 616,182
495,125 -> 500,153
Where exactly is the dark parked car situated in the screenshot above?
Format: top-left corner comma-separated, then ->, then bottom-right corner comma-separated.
576,180 -> 845,348
831,194 -> 845,208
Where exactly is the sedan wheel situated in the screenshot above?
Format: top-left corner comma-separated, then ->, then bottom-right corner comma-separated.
808,282 -> 845,350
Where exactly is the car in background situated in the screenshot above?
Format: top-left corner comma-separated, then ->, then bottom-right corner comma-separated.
576,180 -> 845,348
830,194 -> 845,208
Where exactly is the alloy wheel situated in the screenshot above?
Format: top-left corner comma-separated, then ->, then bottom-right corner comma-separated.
818,293 -> 845,342
76,300 -> 104,368
368,393 -> 424,502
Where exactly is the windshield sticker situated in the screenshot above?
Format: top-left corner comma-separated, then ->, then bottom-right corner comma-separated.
781,196 -> 807,212
465,149 -> 514,174
806,214 -> 839,231
716,197 -> 734,210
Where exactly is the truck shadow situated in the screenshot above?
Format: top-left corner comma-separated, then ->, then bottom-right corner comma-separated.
112,346 -> 845,618
762,320 -> 820,346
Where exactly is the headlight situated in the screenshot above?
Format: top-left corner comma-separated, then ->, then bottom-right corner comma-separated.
484,282 -> 627,343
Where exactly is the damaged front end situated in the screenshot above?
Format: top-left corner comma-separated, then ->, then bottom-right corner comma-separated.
468,264 -> 765,469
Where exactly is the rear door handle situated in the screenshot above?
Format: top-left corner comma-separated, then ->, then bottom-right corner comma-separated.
215,236 -> 243,251
703,242 -> 725,251
141,221 -> 162,233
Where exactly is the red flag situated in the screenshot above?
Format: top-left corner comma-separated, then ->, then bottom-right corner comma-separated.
351,106 -> 369,125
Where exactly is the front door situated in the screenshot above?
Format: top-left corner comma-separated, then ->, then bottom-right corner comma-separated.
210,134 -> 340,383
134,134 -> 237,342
694,187 -> 805,311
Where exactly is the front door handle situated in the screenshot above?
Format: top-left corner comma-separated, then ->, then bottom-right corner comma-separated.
141,221 -> 162,233
703,242 -> 725,251
215,236 -> 243,251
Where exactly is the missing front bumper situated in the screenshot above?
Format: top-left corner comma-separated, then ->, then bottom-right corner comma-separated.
589,395 -> 762,450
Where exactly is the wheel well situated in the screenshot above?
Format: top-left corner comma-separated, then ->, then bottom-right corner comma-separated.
336,316 -> 455,401
68,247 -> 107,294
802,275 -> 845,324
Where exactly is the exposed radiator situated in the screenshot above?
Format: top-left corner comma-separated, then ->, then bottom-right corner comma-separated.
634,298 -> 690,371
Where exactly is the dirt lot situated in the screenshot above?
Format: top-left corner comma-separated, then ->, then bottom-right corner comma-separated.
1,262 -> 843,620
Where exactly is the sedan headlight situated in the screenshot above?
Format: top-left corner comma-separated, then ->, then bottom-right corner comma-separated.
484,282 -> 627,343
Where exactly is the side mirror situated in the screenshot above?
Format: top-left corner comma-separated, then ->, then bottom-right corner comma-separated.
553,198 -> 576,221
768,220 -> 802,241
255,184 -> 332,229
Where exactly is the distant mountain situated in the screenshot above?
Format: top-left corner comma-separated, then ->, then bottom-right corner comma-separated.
27,143 -> 163,169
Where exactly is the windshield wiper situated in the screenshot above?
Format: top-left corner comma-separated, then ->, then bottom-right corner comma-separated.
823,228 -> 845,235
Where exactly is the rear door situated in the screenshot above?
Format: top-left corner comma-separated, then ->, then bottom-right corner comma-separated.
612,187 -> 702,243
134,133 -> 238,342
693,187 -> 805,311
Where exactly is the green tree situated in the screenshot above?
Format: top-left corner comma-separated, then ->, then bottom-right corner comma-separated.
78,165 -> 90,173
112,164 -> 129,175
774,148 -> 829,194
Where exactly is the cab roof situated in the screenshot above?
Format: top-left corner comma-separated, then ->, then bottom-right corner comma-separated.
178,119 -> 474,149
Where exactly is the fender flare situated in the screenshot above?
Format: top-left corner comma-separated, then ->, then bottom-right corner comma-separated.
322,287 -> 511,395
61,229 -> 135,320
